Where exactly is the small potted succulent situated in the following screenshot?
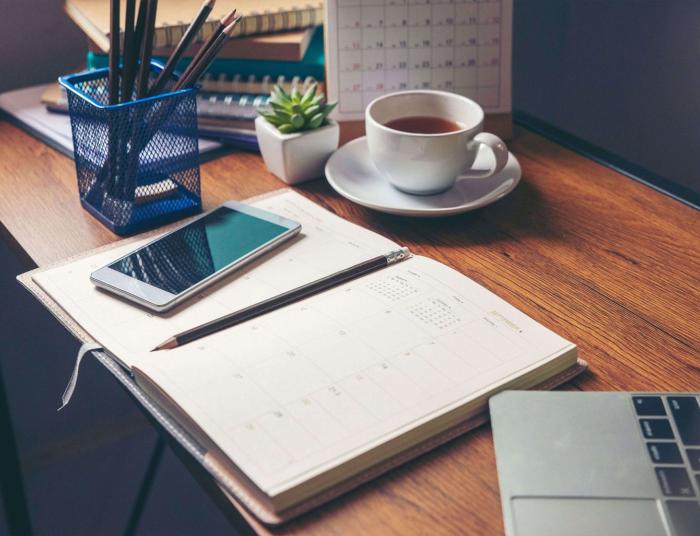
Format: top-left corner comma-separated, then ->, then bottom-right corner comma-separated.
255,84 -> 338,184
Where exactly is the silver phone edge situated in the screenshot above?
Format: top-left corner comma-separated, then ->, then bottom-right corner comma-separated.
90,203 -> 302,313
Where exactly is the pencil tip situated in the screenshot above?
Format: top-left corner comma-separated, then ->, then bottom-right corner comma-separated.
224,16 -> 241,34
151,336 -> 177,351
221,8 -> 237,26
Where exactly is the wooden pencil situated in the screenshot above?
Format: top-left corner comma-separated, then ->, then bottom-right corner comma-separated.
122,0 -> 147,100
176,8 -> 237,86
152,249 -> 410,351
93,11 -> 234,195
119,0 -> 137,102
148,0 -> 216,96
135,0 -> 159,99
174,16 -> 240,90
108,0 -> 120,104
97,8 -> 236,205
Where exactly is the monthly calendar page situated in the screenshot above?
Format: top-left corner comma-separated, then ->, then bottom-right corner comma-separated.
325,0 -> 512,119
138,254 -> 572,496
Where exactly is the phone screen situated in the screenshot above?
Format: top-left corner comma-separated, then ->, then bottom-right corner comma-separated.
108,207 -> 290,295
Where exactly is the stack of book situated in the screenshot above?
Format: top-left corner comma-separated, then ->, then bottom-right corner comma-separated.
58,0 -> 326,149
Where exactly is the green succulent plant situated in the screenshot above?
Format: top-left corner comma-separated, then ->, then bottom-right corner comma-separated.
258,83 -> 337,134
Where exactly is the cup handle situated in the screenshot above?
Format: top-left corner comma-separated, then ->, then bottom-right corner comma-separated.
459,132 -> 509,180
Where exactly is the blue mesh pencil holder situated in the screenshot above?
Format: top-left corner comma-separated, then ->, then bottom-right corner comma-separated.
59,63 -> 201,235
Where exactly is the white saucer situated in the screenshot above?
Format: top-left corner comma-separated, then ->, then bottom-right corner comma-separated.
325,137 -> 521,217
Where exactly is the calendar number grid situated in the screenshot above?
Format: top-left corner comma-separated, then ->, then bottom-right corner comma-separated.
334,0 -> 504,114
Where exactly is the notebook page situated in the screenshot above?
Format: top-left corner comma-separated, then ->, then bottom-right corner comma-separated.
32,190 -> 399,369
135,255 -> 575,496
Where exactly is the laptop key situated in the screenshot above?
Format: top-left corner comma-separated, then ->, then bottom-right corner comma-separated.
666,501 -> 700,536
686,448 -> 700,471
640,418 -> 675,439
647,442 -> 683,464
668,396 -> 700,445
655,467 -> 695,497
633,395 -> 666,416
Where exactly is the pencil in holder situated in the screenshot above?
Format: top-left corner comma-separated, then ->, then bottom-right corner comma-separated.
59,63 -> 201,235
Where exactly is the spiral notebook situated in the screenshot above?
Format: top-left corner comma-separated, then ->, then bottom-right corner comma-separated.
65,0 -> 324,51
40,76 -> 323,149
86,27 -> 316,61
19,189 -> 585,524
44,76 -> 322,120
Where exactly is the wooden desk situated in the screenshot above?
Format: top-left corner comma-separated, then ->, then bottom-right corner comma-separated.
1,120 -> 698,535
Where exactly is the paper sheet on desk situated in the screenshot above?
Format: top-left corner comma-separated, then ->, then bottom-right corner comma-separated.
0,84 -> 225,160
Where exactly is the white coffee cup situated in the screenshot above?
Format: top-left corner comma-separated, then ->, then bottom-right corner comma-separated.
365,90 -> 509,195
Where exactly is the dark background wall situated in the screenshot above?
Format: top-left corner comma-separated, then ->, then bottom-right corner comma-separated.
0,0 -> 85,93
513,0 -> 700,203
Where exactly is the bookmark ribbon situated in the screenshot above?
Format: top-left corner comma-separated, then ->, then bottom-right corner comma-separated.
58,342 -> 103,411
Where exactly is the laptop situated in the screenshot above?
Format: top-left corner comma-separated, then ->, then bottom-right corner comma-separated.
489,391 -> 700,536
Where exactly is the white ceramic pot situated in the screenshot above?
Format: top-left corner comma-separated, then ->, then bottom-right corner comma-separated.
255,117 -> 340,185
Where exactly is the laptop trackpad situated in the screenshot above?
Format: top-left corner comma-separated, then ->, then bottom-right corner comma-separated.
512,497 -> 668,536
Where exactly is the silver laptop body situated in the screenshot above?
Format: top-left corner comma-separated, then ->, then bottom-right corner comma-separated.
489,391 -> 700,536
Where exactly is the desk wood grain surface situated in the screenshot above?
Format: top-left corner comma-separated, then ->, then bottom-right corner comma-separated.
1,120 -> 698,535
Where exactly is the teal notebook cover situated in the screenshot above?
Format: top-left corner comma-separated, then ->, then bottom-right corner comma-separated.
88,27 -> 324,81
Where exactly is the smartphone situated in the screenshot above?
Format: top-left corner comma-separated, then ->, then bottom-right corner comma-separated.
90,201 -> 301,312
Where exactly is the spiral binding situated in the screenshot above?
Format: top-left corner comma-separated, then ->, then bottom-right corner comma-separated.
52,75 -> 323,122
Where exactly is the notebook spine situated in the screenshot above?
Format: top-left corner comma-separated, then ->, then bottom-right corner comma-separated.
149,6 -> 323,47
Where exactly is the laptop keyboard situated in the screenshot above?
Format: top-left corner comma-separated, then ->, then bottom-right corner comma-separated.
633,395 -> 700,536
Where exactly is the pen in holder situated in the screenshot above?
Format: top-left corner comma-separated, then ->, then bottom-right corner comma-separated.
59,62 -> 201,235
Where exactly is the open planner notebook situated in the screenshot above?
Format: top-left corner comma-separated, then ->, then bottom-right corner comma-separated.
20,189 -> 584,524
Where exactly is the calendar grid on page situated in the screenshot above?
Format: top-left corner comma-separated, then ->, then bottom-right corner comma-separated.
326,0 -> 512,121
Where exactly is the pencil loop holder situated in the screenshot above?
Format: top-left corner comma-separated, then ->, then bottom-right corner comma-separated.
59,63 -> 201,235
